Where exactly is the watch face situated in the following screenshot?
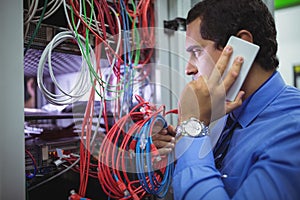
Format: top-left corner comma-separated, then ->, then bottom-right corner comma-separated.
184,120 -> 202,137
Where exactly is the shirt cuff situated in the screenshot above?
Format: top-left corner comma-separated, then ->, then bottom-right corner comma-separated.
175,136 -> 215,172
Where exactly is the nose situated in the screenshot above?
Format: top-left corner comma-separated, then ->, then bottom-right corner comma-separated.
185,60 -> 198,76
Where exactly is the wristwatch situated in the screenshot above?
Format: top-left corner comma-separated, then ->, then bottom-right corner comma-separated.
176,117 -> 209,138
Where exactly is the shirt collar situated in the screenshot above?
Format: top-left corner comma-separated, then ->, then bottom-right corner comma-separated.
232,71 -> 286,128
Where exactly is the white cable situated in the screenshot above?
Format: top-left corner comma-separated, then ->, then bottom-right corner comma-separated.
24,22 -> 31,40
35,0 -> 55,12
82,0 -> 103,37
63,0 -> 82,32
37,30 -> 95,105
31,0 -> 64,22
46,32 -> 91,96
63,1 -> 123,101
24,0 -> 39,25
63,0 -> 109,40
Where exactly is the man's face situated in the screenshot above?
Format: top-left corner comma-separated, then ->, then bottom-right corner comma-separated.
185,18 -> 222,79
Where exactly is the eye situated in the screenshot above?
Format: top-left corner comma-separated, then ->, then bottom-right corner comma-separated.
192,48 -> 203,58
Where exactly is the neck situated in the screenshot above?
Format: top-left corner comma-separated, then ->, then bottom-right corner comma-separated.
241,63 -> 275,100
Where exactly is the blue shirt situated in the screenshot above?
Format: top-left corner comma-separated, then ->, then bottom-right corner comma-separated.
173,72 -> 300,200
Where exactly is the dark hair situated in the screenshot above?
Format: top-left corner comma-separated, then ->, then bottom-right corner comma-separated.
187,0 -> 279,70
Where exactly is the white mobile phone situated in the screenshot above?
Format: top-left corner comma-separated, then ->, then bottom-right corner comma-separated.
223,36 -> 260,101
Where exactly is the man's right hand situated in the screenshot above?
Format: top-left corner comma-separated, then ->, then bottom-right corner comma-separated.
152,125 -> 176,155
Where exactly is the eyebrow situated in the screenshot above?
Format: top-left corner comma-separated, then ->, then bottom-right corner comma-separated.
186,45 -> 202,52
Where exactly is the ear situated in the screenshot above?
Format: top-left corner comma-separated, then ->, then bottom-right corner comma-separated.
236,30 -> 253,43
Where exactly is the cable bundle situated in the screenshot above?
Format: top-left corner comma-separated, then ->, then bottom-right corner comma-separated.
37,30 -> 94,105
135,117 -> 174,198
36,0 -> 157,111
24,0 -> 63,25
98,95 -> 175,199
29,1 -> 165,198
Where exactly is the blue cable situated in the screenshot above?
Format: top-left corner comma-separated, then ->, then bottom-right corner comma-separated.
119,0 -> 127,118
135,115 -> 174,198
26,161 -> 37,179
120,0 -> 135,116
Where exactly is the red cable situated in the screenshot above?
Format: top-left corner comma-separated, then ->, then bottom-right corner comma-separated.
66,0 -> 162,198
69,0 -> 124,63
97,95 -> 176,199
25,149 -> 38,178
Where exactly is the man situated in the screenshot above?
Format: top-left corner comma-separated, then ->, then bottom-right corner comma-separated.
170,0 -> 300,199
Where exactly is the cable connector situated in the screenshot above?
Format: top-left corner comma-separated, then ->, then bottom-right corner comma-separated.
139,104 -> 157,117
129,139 -> 137,158
116,179 -> 130,197
53,158 -> 66,167
68,189 -> 91,200
150,144 -> 161,162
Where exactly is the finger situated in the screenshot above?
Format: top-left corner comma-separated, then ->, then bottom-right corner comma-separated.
156,125 -> 176,136
209,45 -> 233,84
153,139 -> 175,149
226,91 -> 245,113
167,125 -> 176,136
223,56 -> 244,91
157,147 -> 173,155
157,129 -> 168,135
152,132 -> 175,142
152,124 -> 164,135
